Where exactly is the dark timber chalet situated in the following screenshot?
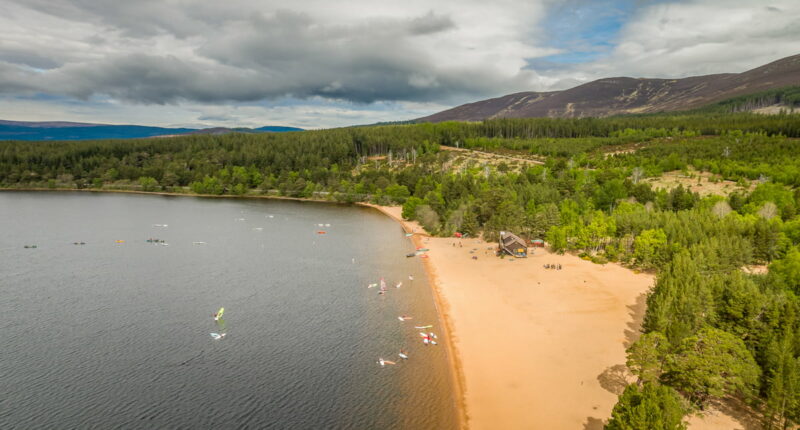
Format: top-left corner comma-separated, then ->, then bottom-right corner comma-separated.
499,232 -> 528,258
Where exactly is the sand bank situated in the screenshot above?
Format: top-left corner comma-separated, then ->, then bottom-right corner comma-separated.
365,205 -> 654,429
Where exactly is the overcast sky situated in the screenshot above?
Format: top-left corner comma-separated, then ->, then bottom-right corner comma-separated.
0,0 -> 798,129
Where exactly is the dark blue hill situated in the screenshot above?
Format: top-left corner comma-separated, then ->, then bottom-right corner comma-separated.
0,121 -> 304,141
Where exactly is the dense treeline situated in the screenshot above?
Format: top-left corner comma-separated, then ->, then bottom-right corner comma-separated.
2,111 -> 800,428
691,86 -> 800,114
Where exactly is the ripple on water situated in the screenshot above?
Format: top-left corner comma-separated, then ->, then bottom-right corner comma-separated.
0,192 -> 456,429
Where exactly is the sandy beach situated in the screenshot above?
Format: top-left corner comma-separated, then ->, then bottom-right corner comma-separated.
367,205 -> 654,429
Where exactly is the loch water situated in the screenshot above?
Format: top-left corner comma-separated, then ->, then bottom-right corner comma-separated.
0,191 -> 456,429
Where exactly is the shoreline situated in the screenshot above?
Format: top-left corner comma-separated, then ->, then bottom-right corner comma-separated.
364,204 -> 655,429
358,203 -> 469,430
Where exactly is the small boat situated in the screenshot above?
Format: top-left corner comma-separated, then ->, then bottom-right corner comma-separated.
416,248 -> 430,252
405,233 -> 413,237
398,316 -> 412,321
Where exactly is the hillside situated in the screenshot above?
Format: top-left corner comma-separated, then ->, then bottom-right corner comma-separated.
419,53 -> 800,122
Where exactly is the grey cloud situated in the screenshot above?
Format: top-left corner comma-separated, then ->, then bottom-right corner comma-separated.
16,0 -> 247,38
0,49 -> 60,70
408,11 -> 456,35
0,62 -> 40,93
0,6 -> 528,105
197,114 -> 236,122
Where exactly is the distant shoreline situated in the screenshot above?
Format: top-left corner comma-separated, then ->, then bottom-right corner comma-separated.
0,187 -> 345,204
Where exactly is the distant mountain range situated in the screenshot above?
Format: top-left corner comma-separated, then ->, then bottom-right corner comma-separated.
419,54 -> 800,122
0,120 -> 303,141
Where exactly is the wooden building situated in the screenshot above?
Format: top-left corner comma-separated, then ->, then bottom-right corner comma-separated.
499,232 -> 528,257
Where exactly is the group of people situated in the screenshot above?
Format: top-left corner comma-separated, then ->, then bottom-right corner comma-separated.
544,263 -> 562,270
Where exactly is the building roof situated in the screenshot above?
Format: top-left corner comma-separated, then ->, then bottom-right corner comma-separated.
500,232 -> 526,250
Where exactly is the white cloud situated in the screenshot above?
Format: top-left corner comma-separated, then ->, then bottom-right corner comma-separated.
559,0 -> 800,82
0,0 -> 797,127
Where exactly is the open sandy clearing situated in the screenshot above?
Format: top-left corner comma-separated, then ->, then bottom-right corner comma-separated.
424,238 -> 653,429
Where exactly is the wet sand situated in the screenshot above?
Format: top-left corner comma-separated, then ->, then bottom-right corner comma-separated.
366,205 -> 654,429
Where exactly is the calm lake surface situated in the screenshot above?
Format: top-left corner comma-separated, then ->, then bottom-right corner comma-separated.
0,191 -> 456,429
